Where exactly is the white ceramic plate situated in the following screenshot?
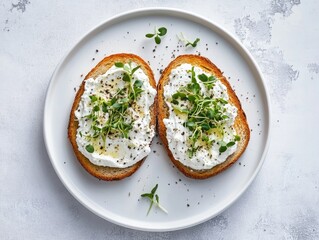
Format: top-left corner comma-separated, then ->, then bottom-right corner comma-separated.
44,8 -> 271,231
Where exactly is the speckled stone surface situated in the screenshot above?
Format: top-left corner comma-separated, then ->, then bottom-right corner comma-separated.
1,0 -> 318,239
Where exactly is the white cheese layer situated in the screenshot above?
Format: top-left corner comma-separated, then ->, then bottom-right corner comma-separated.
163,64 -> 238,170
75,63 -> 156,168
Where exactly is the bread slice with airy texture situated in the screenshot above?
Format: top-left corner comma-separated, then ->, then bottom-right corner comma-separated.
157,55 -> 250,179
68,53 -> 157,181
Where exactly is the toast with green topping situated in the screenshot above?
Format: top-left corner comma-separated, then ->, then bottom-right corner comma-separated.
68,53 -> 157,181
157,55 -> 250,179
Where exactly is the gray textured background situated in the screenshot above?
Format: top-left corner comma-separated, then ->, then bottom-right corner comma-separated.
1,0 -> 318,239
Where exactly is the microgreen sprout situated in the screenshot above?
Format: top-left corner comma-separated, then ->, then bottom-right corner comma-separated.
170,67 -> 240,157
218,136 -> 241,154
145,27 -> 167,44
82,62 -> 144,145
198,73 -> 217,90
141,184 -> 168,215
178,32 -> 200,48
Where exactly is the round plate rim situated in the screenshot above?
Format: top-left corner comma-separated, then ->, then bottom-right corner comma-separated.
43,7 -> 272,232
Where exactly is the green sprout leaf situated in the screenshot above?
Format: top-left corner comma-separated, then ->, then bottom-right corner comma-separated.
112,102 -> 121,109
90,95 -> 98,102
145,33 -> 155,38
155,36 -> 161,44
171,99 -> 179,105
201,123 -> 210,131
122,72 -> 130,82
115,62 -> 124,68
173,106 -> 189,114
85,144 -> 94,153
227,141 -> 235,147
93,106 -> 100,112
102,102 -> 107,113
151,184 -> 158,194
158,27 -> 167,36
198,73 -> 208,82
172,92 -> 186,100
209,76 -> 216,82
186,121 -> 195,128
131,66 -> 141,75
134,80 -> 143,87
219,145 -> 227,153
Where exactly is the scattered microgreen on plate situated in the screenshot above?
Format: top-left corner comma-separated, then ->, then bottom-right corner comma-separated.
178,32 -> 200,47
146,27 -> 167,44
141,184 -> 168,215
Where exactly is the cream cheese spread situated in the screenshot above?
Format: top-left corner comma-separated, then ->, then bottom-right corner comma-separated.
75,62 -> 156,168
163,63 -> 238,170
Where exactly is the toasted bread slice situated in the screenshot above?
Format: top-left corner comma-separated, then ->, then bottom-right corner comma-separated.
157,55 -> 250,179
68,53 -> 156,181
